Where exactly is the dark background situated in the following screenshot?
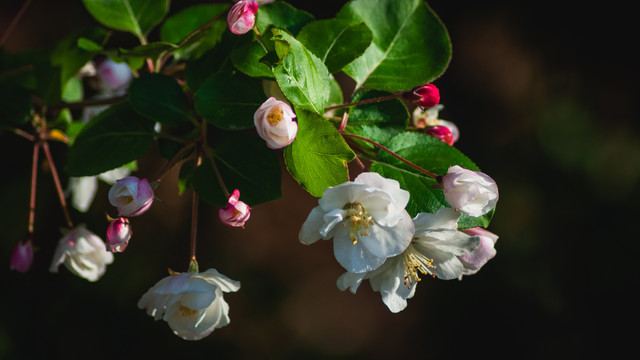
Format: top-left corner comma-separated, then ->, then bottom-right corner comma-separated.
1,1 -> 638,359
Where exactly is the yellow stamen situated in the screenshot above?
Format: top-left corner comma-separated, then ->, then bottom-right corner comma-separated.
402,245 -> 436,288
342,202 -> 375,245
179,306 -> 197,317
267,107 -> 284,125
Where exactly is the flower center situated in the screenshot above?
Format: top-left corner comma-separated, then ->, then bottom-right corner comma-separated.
267,107 -> 284,126
402,245 -> 436,287
343,202 -> 374,244
123,195 -> 133,204
179,306 -> 197,317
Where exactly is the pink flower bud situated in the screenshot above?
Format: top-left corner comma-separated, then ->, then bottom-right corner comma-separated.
442,165 -> 499,217
10,237 -> 34,273
108,176 -> 154,217
93,57 -> 133,93
404,84 -> 440,108
458,227 -> 499,277
106,217 -> 133,253
254,97 -> 298,149
227,0 -> 259,35
426,125 -> 454,145
218,189 -> 251,227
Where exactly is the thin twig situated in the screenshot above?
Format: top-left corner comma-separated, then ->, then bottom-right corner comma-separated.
0,0 -> 33,47
42,142 -> 74,228
28,142 -> 39,234
325,93 -> 402,111
342,133 -> 439,179
153,142 -> 196,183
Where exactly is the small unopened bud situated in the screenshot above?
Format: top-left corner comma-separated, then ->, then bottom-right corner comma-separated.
227,0 -> 259,35
404,84 -> 440,108
218,189 -> 251,227
10,236 -> 34,273
108,176 -> 154,217
106,217 -> 132,253
426,125 -> 454,145
442,165 -> 499,217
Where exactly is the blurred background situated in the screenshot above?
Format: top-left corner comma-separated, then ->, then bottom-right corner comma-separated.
1,0 -> 638,359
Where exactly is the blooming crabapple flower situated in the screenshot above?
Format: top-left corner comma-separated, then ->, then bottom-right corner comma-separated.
337,208 -> 480,313
49,225 -> 114,282
218,189 -> 251,227
426,125 -> 455,145
404,83 -> 440,108
92,58 -> 133,94
106,217 -> 133,253
254,97 -> 298,149
137,268 -> 241,341
108,176 -> 154,217
458,227 -> 498,277
10,237 -> 34,273
227,0 -> 259,35
442,165 -> 499,217
67,166 -> 132,213
299,172 -> 414,273
412,105 -> 460,143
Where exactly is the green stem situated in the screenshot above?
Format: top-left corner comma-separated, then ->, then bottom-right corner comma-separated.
325,93 -> 403,111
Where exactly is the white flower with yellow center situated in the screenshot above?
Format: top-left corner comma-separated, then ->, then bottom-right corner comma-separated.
299,172 -> 414,273
137,268 -> 240,341
337,208 -> 480,313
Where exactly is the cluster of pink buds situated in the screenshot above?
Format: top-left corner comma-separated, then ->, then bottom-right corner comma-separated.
105,176 -> 154,253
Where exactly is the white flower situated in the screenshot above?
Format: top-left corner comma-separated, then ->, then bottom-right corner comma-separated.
299,172 -> 414,273
67,166 -> 132,213
137,268 -> 241,341
337,208 -> 480,313
254,97 -> 298,149
442,165 -> 499,217
49,225 -> 114,282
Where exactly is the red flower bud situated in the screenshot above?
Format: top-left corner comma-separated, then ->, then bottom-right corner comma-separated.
106,217 -> 132,253
227,0 -> 259,35
404,84 -> 440,108
425,125 -> 454,145
10,236 -> 34,273
219,189 -> 251,227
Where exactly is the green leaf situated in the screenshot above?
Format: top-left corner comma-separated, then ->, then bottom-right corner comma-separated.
118,42 -> 176,62
297,18 -> 373,74
0,82 -> 33,125
82,0 -> 169,39
65,102 -> 155,176
185,32 -> 240,92
129,73 -> 193,126
77,37 -> 103,52
34,61 -> 61,107
338,0 -> 451,91
160,4 -> 229,60
230,38 -> 273,79
272,29 -> 331,115
344,90 -> 409,146
284,109 -> 355,197
50,27 -> 109,88
193,134 -> 282,207
368,131 -> 493,228
160,4 -> 229,44
194,72 -> 265,130
256,1 -> 314,36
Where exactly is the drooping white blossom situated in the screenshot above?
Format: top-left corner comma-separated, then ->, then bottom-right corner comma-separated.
49,225 -> 114,282
299,172 -> 414,273
337,208 -> 480,313
137,268 -> 241,341
442,165 -> 499,217
108,176 -> 154,217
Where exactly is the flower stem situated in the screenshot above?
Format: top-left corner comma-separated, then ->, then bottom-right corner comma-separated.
28,142 -> 39,234
0,0 -> 32,47
153,142 -> 195,184
189,185 -> 199,266
342,133 -> 439,179
252,26 -> 270,53
325,93 -> 403,111
42,141 -> 74,228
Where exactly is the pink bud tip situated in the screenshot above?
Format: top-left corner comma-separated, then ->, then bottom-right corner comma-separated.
426,125 -> 454,145
218,189 -> 251,227
106,217 -> 132,253
10,237 -> 34,273
227,0 -> 259,35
